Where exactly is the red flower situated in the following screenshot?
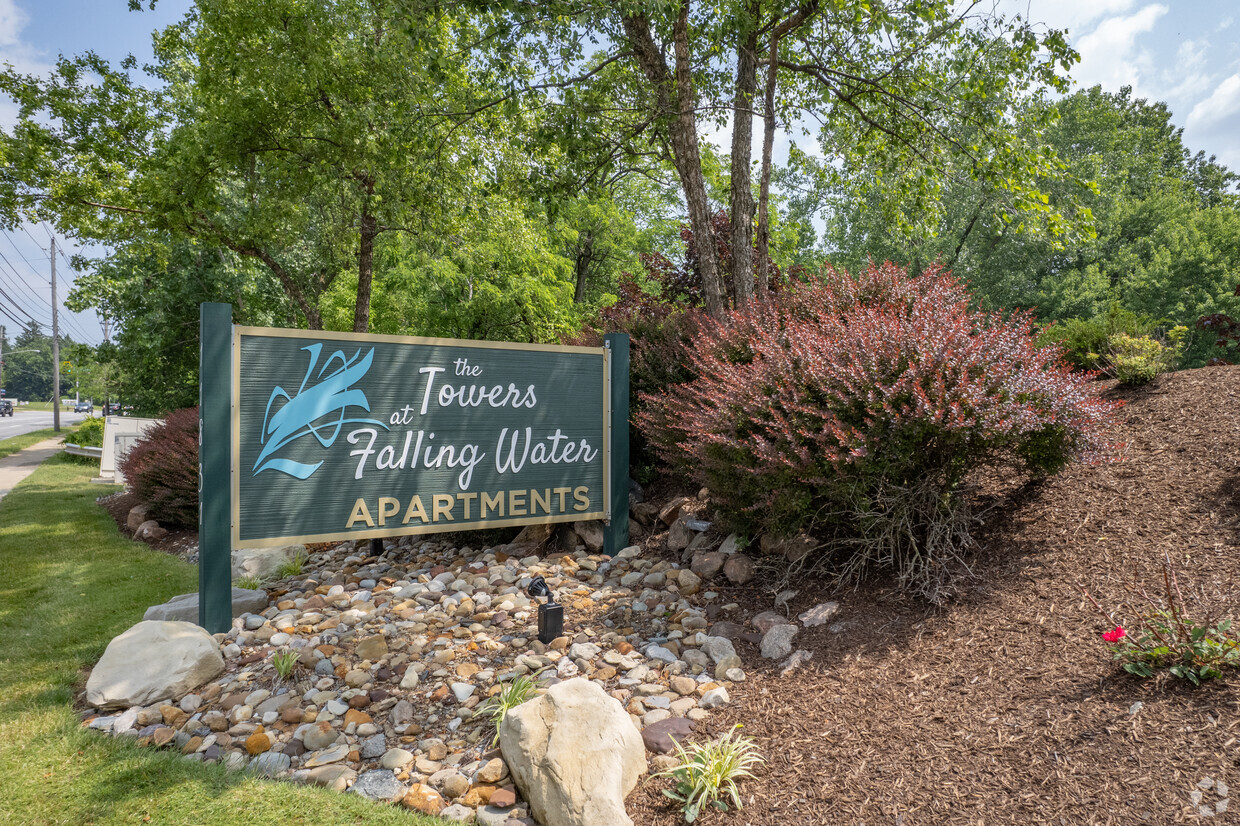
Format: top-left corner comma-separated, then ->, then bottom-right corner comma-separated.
1102,626 -> 1127,643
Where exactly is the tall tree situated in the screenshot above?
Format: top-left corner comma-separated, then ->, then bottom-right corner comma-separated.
479,0 -> 1080,318
1,0 -> 517,331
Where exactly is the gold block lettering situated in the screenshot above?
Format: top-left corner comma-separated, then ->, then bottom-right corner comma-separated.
457,491 -> 478,520
433,494 -> 455,522
346,498 -> 374,528
377,496 -> 400,526
531,488 -> 551,515
509,489 -> 527,516
482,491 -> 504,518
573,485 -> 590,512
402,495 -> 429,524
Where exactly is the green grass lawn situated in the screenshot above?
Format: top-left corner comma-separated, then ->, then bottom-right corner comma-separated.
0,428 -> 61,461
0,452 -> 448,826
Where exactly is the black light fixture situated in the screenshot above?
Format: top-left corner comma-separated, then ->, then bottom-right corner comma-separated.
526,575 -> 563,644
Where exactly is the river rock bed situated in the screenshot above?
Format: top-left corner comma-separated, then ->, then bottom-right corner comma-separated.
80,531 -> 757,823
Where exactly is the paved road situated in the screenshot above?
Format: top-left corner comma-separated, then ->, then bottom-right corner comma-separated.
0,408 -> 90,441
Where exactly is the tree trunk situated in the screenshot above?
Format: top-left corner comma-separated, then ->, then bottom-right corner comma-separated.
756,31 -> 778,298
354,210 -> 377,333
729,1 -> 760,307
573,231 -> 594,303
622,4 -> 728,318
756,2 -> 818,298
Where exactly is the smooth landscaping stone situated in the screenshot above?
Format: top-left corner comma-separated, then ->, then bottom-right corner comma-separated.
86,621 -> 225,709
143,588 -> 270,623
798,601 -> 840,627
231,544 -> 304,580
251,751 -> 291,776
641,717 -> 695,754
303,764 -> 357,792
500,678 -> 645,826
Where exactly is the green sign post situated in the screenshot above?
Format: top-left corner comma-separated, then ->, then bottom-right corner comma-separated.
198,305 -> 629,633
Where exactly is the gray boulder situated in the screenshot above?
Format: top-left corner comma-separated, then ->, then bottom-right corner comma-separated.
86,620 -> 225,709
500,677 -> 645,826
231,544 -> 303,580
143,587 -> 268,623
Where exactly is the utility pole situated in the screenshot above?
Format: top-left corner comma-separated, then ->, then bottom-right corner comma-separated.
51,237 -> 60,432
0,324 -> 5,395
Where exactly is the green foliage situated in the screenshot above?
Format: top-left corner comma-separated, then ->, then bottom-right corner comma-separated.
477,675 -> 541,747
1086,557 -> 1240,686
816,85 -> 1240,369
271,650 -> 299,682
235,574 -> 263,590
654,725 -> 764,823
71,416 -> 106,448
323,202 -> 585,343
1035,303 -> 1154,371
1108,329 -> 1185,386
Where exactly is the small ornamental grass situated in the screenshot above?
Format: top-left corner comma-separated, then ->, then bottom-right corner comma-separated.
275,547 -> 308,580
639,262 -> 1121,601
271,650 -> 299,682
655,724 -> 764,823
1084,554 -> 1240,685
235,574 -> 263,590
477,675 -> 541,745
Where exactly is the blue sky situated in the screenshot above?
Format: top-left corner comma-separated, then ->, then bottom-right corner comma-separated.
0,1 -> 1237,346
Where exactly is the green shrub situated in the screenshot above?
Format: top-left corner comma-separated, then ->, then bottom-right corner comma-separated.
1108,328 -> 1185,385
72,416 -> 106,448
1036,303 -> 1153,371
1085,556 -> 1240,685
477,675 -> 541,746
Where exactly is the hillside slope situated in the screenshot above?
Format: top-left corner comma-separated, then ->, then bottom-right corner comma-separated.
633,365 -> 1240,825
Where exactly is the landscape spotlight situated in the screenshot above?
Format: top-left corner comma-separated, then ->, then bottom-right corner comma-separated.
526,575 -> 563,644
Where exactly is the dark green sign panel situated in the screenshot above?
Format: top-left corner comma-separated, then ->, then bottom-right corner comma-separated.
231,327 -> 609,547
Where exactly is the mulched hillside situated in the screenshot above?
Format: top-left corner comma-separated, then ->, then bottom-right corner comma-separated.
630,365 -> 1240,825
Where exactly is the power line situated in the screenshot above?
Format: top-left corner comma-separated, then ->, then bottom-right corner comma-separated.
0,263 -> 55,318
2,232 -> 49,283
0,252 -> 54,324
18,225 -> 50,258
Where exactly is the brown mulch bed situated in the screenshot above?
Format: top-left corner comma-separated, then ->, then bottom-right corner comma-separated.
98,489 -> 199,560
629,365 -> 1240,825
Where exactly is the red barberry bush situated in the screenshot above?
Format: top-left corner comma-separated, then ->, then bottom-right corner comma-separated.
119,406 -> 200,529
638,262 -> 1121,601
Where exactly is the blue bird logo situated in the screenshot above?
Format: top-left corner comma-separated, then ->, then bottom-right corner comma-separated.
253,343 -> 388,479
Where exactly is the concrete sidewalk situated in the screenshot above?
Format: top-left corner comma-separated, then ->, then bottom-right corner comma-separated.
0,439 -> 63,502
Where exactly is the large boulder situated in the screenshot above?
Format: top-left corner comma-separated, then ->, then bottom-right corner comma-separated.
231,544 -> 303,580
143,587 -> 269,622
86,620 -> 225,709
499,677 -> 645,826
571,520 -> 605,553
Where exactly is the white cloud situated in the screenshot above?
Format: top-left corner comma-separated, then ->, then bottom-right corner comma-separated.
0,0 -> 28,49
1184,74 -> 1240,169
1186,73 -> 1240,133
1002,0 -> 1137,35
0,0 -> 52,76
1070,4 -> 1168,93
